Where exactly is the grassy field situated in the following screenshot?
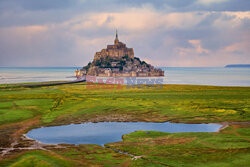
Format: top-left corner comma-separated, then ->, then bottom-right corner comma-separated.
0,82 -> 249,166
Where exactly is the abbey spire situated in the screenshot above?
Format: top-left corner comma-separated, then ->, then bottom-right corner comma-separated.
114,30 -> 119,45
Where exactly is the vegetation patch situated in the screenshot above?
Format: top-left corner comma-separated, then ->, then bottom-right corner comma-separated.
0,82 -> 249,166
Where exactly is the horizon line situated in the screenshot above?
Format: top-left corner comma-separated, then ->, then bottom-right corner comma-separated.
0,66 -> 226,68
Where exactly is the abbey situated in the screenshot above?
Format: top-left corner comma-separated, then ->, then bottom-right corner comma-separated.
94,31 -> 134,60
76,31 -> 164,77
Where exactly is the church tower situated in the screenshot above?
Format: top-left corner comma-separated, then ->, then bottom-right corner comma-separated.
114,30 -> 119,45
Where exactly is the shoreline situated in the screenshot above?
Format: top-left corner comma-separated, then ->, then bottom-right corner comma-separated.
1,80 -> 250,88
0,120 -> 248,159
0,79 -> 86,88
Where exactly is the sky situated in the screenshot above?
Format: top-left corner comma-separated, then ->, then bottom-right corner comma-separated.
0,0 -> 249,67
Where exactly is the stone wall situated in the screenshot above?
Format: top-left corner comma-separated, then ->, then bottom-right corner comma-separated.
93,71 -> 164,77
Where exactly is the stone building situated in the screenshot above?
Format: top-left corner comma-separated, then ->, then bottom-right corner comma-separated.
79,31 -> 165,77
94,30 -> 134,61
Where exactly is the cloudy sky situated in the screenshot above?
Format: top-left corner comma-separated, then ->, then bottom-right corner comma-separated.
0,0 -> 249,67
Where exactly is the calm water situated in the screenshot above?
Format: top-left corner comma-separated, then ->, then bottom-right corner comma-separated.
0,67 -> 78,84
163,67 -> 250,86
0,67 -> 249,86
26,122 -> 222,145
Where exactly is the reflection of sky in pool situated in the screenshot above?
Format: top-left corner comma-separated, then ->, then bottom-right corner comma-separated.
26,122 -> 222,146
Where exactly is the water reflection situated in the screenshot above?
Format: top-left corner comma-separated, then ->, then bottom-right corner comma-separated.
26,122 -> 222,146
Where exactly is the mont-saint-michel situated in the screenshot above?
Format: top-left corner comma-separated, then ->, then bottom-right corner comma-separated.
1,0 -> 250,166
75,31 -> 164,78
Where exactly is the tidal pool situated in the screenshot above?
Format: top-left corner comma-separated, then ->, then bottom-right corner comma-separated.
26,122 -> 222,146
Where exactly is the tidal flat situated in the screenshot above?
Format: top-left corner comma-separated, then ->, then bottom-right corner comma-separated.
0,82 -> 249,166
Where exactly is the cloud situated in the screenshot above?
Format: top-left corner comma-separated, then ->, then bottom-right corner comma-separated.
0,24 -> 76,66
188,40 -> 209,55
66,7 -> 210,34
0,0 -> 74,11
223,11 -> 250,19
0,1 -> 250,67
197,0 -> 229,5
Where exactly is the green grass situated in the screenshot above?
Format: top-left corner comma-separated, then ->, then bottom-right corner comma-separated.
2,151 -> 74,167
0,82 -> 249,166
64,84 -> 249,123
106,127 -> 250,167
0,109 -> 34,124
0,99 -> 54,124
1,83 -> 248,125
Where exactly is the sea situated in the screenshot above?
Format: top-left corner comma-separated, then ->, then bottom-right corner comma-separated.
0,67 -> 249,86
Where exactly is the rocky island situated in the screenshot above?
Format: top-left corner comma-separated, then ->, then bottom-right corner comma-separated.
75,31 -> 164,77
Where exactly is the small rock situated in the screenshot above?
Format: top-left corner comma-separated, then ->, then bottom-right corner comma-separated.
132,156 -> 142,160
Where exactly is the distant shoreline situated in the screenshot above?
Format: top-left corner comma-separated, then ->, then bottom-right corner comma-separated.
225,64 -> 250,68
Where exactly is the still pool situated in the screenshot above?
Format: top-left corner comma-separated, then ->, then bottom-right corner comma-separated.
26,122 -> 222,146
